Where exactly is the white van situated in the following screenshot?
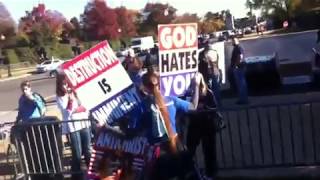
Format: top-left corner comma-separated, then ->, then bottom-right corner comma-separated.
130,36 -> 154,53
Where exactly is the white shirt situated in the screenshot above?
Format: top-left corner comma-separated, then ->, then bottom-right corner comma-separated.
56,94 -> 90,134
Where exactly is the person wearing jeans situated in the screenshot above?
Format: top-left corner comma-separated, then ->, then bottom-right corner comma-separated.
56,73 -> 91,180
69,127 -> 91,170
233,67 -> 248,104
230,37 -> 249,104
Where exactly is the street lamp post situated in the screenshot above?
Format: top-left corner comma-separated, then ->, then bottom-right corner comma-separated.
0,34 -> 11,77
0,34 -> 5,78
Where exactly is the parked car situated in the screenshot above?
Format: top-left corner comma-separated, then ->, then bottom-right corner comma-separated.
36,58 -> 64,73
48,59 -> 71,78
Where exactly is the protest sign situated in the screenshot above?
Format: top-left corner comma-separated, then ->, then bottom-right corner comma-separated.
87,128 -> 152,180
158,23 -> 198,96
62,41 -> 141,125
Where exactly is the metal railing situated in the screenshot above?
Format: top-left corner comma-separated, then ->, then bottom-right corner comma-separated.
4,100 -> 320,178
9,118 -> 92,179
216,100 -> 320,170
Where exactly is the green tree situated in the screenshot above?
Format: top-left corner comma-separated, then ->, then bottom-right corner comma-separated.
199,11 -> 225,33
245,0 -> 303,20
173,13 -> 200,24
69,17 -> 83,40
138,3 -> 177,36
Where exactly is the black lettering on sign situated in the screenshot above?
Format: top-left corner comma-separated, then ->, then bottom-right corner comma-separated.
171,53 -> 178,71
98,78 -> 112,94
185,51 -> 191,69
191,50 -> 197,69
161,54 -> 169,73
178,52 -> 185,69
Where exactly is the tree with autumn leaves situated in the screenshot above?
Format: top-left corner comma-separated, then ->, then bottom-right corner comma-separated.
18,4 -> 71,47
6,0 -> 227,50
81,0 -> 119,41
0,2 -> 15,39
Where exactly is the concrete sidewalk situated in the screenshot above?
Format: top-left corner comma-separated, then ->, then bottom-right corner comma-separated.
0,67 -> 35,82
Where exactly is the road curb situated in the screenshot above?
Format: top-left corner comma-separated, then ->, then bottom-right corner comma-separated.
0,74 -> 31,82
241,29 -> 318,41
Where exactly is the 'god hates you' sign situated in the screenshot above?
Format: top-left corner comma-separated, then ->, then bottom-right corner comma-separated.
61,41 -> 141,125
158,23 -> 198,96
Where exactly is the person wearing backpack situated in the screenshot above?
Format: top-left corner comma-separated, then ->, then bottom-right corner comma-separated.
16,80 -> 46,122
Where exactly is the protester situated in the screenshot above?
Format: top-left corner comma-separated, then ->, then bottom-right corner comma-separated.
230,37 -> 249,104
140,71 -> 202,179
36,46 -> 48,61
125,48 -> 145,90
71,39 -> 81,57
55,73 -> 91,180
16,80 -> 46,122
123,48 -> 135,70
186,76 -> 219,180
199,43 -> 222,107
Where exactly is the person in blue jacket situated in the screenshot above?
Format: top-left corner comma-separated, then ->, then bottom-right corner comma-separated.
16,80 -> 46,122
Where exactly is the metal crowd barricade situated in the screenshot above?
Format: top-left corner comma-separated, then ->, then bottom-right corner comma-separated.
10,117 -> 92,179
0,122 -> 19,179
216,99 -> 320,171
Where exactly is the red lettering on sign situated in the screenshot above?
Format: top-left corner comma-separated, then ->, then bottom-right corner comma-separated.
158,23 -> 197,51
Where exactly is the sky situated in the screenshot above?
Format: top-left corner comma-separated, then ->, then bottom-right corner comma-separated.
2,0 -> 252,23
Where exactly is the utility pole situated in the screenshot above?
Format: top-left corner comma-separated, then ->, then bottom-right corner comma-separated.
0,34 -> 5,78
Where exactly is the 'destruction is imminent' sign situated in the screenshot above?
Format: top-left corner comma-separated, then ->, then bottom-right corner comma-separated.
158,23 -> 198,97
61,41 -> 141,125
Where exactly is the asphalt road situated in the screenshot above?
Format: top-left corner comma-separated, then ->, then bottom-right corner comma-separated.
0,72 -> 55,111
225,30 -> 319,65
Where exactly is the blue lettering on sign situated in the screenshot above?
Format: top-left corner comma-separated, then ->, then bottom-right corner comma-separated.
160,72 -> 196,97
90,85 -> 141,125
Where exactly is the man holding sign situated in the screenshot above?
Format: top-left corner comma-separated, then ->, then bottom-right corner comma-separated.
158,23 -> 198,97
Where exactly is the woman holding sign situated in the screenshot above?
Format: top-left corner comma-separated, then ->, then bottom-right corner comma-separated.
56,73 -> 91,180
140,71 -> 203,180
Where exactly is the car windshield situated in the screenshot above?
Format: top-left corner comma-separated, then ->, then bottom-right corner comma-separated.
131,40 -> 141,46
42,61 -> 51,65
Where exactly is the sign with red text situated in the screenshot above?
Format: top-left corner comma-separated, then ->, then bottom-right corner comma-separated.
87,127 -> 152,180
62,41 -> 141,125
158,23 -> 198,96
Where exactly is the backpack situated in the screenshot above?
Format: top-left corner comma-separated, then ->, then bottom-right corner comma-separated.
33,92 -> 46,107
